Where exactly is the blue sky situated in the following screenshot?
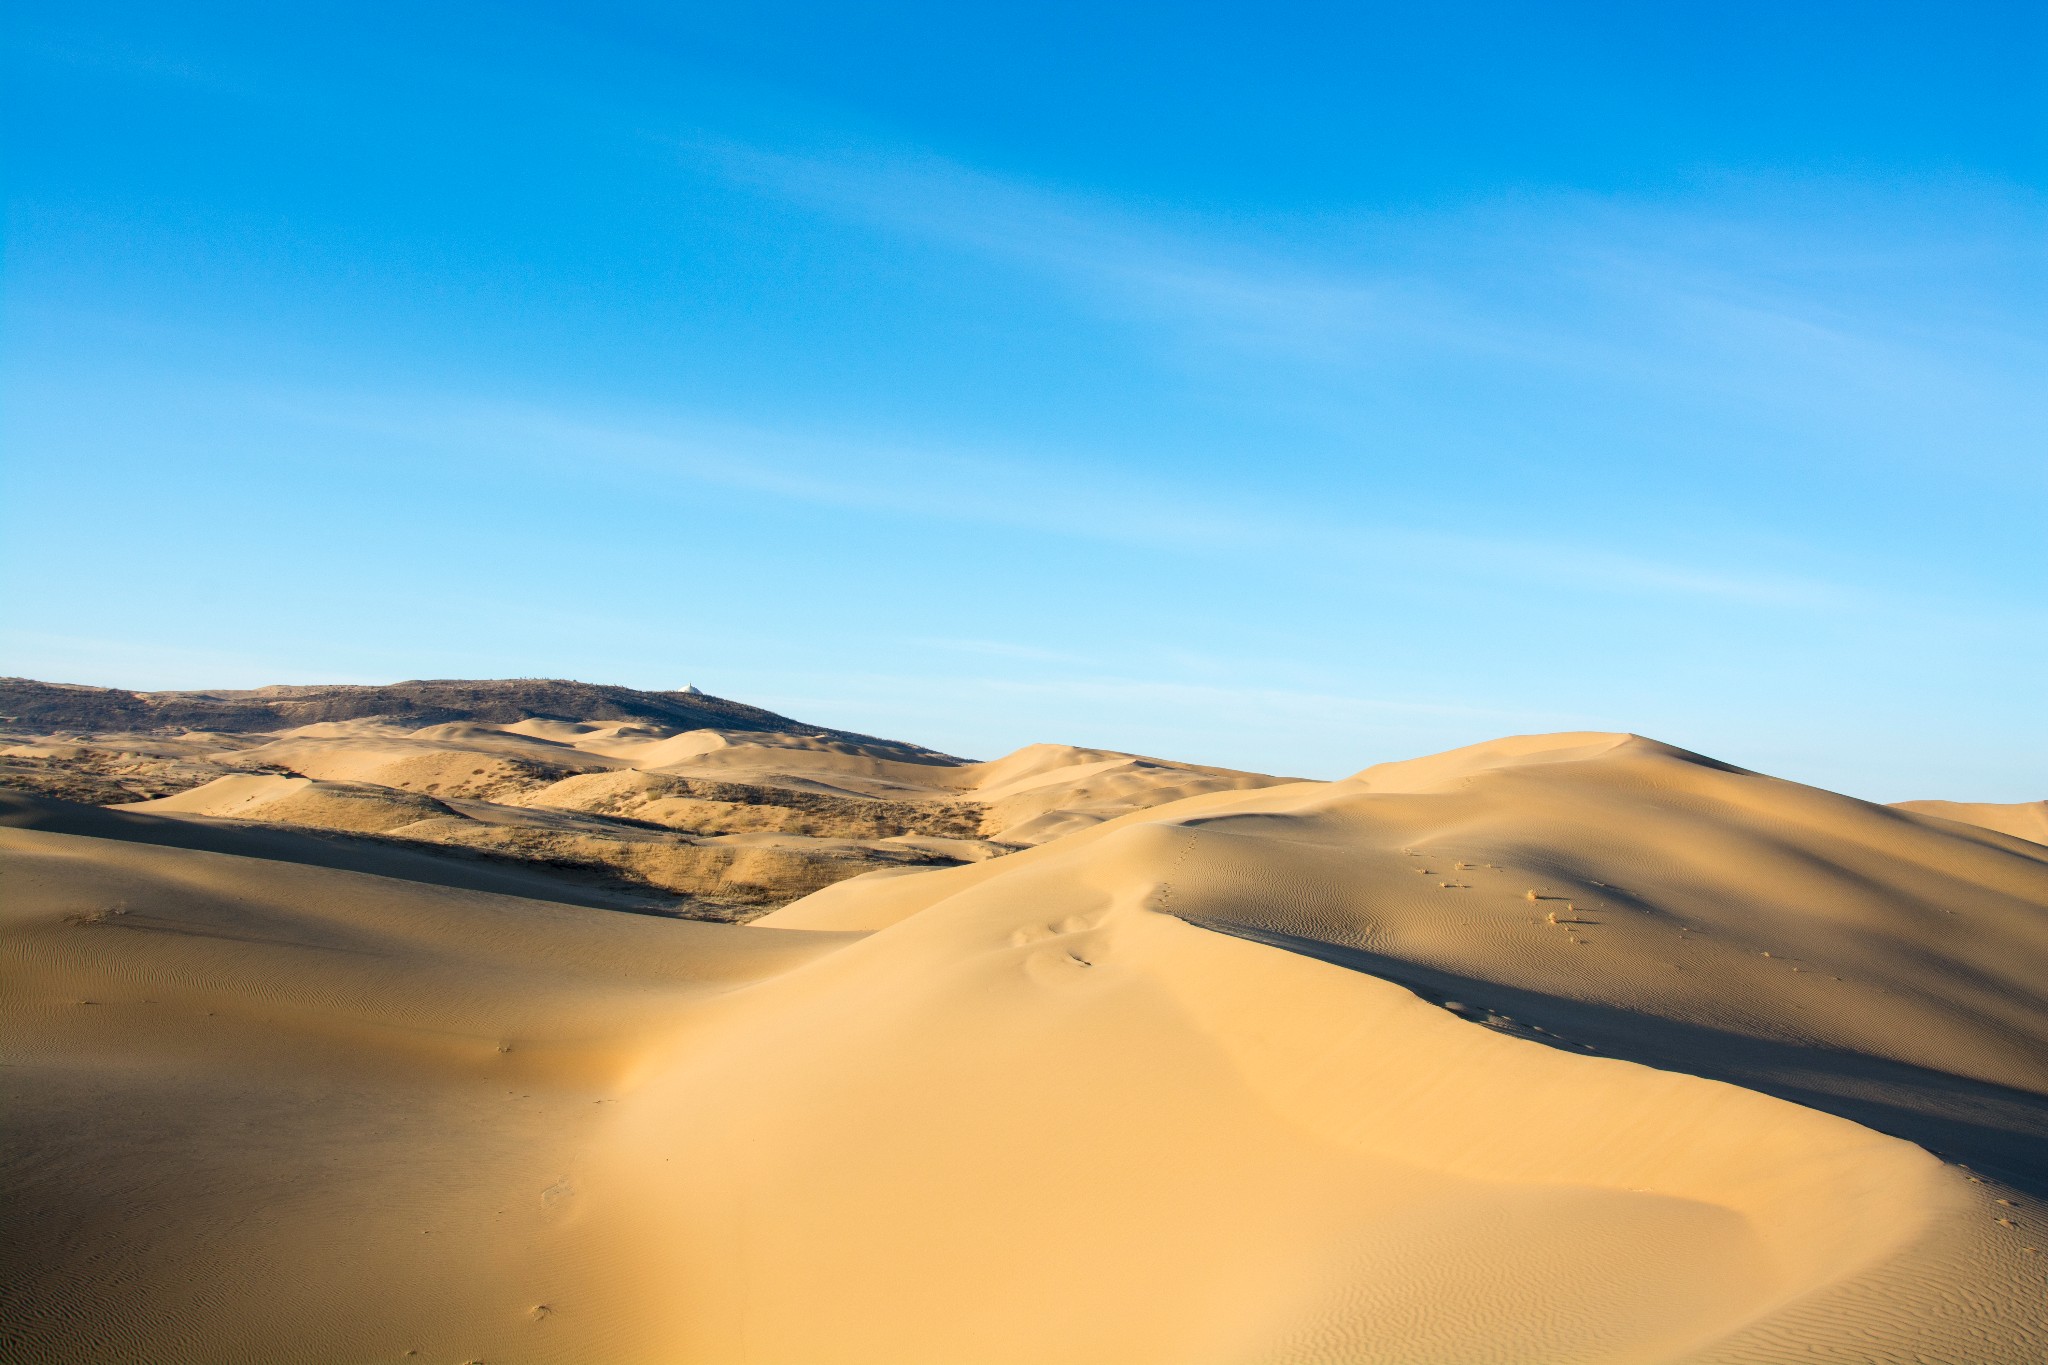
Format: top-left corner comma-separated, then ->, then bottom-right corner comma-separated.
4,1 -> 2043,799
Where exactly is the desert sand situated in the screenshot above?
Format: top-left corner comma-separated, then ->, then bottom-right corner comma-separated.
1892,798 -> 2048,847
3,684 -> 2045,1363
1,679 -> 1291,919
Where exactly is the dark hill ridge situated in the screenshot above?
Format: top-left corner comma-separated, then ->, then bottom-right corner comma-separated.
0,677 -> 962,762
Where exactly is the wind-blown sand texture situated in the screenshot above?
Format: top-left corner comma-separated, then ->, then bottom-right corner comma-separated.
3,703 -> 2044,1362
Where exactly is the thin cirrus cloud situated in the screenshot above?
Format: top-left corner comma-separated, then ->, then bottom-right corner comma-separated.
683,135 -> 2044,473
239,378 -> 1846,609
684,134 -> 1465,363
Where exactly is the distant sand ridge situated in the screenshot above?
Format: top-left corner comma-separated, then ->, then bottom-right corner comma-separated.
0,678 -> 1290,918
1893,798 -> 2048,847
2,683 -> 2044,1363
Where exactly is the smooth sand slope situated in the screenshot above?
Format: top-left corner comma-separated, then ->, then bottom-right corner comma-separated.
4,732 -> 2044,1363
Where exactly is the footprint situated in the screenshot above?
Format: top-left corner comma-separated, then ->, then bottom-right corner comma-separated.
1024,946 -> 1099,983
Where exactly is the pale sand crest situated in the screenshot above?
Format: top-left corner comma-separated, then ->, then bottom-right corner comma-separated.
3,729 -> 2044,1362
1892,798 -> 2048,847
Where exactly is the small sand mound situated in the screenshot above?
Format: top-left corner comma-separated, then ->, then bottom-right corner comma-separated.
130,774 -> 460,834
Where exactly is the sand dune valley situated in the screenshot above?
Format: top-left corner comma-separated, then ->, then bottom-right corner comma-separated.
2,675 -> 2044,1365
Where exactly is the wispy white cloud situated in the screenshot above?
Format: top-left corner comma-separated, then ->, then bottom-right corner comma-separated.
685,136 -> 1420,364
683,137 -> 2047,478
250,380 -> 1846,609
254,386 -> 1259,550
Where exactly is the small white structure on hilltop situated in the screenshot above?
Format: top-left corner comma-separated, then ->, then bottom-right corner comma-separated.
679,684 -> 704,695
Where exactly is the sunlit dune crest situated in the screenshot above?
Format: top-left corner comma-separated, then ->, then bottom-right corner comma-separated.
1891,797 -> 2048,848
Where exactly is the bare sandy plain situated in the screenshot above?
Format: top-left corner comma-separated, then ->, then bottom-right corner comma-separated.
3,679 -> 2044,1363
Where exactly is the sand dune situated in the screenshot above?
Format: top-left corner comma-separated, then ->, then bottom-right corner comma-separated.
0,790 -> 682,911
1894,798 -> 2048,847
3,717 -> 2044,1362
133,772 -> 461,832
1,806 -> 857,1364
0,679 -> 1294,916
90,724 -> 1276,914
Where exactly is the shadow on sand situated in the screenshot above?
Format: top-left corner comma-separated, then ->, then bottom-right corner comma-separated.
1181,915 -> 2048,1200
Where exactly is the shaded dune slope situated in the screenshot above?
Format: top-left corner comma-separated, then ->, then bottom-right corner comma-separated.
0,791 -> 664,912
776,734 -> 2048,1188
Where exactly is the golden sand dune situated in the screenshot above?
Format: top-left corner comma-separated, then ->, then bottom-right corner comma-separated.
3,724 -> 2044,1363
1893,798 -> 2048,847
